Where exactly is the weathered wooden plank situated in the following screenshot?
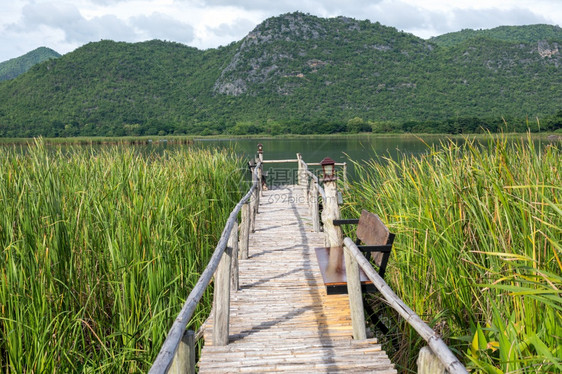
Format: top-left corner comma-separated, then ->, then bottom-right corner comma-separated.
198,185 -> 397,373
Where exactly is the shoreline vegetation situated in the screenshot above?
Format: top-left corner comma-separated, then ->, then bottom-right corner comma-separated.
344,133 -> 561,372
0,140 -> 244,372
1,133 -> 560,372
0,131 -> 561,145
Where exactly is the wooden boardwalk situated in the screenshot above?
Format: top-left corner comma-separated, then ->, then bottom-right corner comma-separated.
198,185 -> 396,373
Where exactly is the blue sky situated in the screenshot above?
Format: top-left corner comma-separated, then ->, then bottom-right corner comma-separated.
1,0 -> 561,61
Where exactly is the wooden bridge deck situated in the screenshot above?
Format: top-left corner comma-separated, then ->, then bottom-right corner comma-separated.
198,185 -> 396,373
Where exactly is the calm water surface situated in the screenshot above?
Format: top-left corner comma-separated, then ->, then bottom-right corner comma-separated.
193,136 -> 461,181
194,136 -> 450,164
191,134 -> 549,182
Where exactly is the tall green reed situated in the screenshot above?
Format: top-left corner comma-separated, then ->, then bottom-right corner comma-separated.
344,134 -> 561,373
0,139 -> 243,372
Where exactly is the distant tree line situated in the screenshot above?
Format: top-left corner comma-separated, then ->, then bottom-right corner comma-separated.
2,112 -> 561,138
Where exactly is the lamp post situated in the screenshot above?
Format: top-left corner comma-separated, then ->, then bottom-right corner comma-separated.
320,156 -> 344,290
320,156 -> 342,248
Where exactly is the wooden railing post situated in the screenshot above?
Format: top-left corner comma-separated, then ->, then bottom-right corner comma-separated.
417,346 -> 446,374
213,240 -> 232,346
168,330 -> 195,374
230,221 -> 239,291
343,237 -> 469,374
257,159 -> 263,197
250,169 -> 258,233
240,202 -> 250,259
307,177 -> 312,214
297,153 -> 307,186
311,182 -> 320,232
321,179 -> 343,248
344,250 -> 367,340
342,162 -> 348,190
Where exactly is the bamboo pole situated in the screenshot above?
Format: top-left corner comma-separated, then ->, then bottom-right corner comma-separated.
257,152 -> 263,197
417,346 -> 447,374
261,159 -> 299,164
230,221 -> 239,291
343,238 -> 468,374
311,183 -> 320,232
307,162 -> 347,166
297,153 -> 307,186
256,157 -> 262,207
321,180 -> 343,248
239,203 -> 250,260
343,249 -> 366,339
168,330 -> 195,374
250,168 -> 258,233
342,162 -> 348,190
213,243 -> 232,346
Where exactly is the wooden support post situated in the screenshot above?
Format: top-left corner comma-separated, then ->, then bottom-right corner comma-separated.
257,157 -> 263,197
240,203 -> 250,260
344,249 -> 367,340
417,346 -> 446,374
311,183 -> 320,232
342,162 -> 348,190
343,237 -> 469,374
230,221 -> 239,291
250,171 -> 258,233
168,330 -> 195,374
297,153 -> 307,186
213,245 -> 232,346
321,179 -> 343,248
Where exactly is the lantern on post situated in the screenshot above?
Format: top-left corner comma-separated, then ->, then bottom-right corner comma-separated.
320,157 -> 336,182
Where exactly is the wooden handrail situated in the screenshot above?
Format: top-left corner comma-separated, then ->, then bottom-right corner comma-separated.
305,169 -> 326,201
149,162 -> 262,374
261,159 -> 299,163
342,237 -> 469,374
306,162 -> 346,166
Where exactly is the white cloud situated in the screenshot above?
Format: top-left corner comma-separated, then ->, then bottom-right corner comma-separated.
0,0 -> 561,61
131,13 -> 195,43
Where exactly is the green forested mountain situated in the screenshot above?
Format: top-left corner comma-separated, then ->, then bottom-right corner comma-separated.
0,12 -> 561,137
0,47 -> 60,82
430,24 -> 562,47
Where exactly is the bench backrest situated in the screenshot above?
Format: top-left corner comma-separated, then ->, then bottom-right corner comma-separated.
356,209 -> 390,267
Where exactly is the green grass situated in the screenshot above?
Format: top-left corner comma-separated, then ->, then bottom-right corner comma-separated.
344,134 -> 561,373
0,139 -> 244,372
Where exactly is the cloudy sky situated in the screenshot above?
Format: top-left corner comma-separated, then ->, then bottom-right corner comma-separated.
1,0 -> 561,62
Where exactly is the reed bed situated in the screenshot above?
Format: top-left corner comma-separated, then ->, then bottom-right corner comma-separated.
345,134 -> 561,373
0,139 -> 244,372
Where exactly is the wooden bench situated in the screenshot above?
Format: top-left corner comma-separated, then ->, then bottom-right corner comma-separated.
315,209 -> 395,295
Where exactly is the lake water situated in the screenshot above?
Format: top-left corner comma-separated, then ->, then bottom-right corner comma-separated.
193,135 -> 465,183
194,135 -> 445,164
191,134 -> 551,184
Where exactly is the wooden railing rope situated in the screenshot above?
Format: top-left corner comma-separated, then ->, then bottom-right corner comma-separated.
149,161 -> 262,374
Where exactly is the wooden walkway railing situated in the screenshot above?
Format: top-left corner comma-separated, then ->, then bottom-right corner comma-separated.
149,158 -> 263,374
149,146 -> 468,373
